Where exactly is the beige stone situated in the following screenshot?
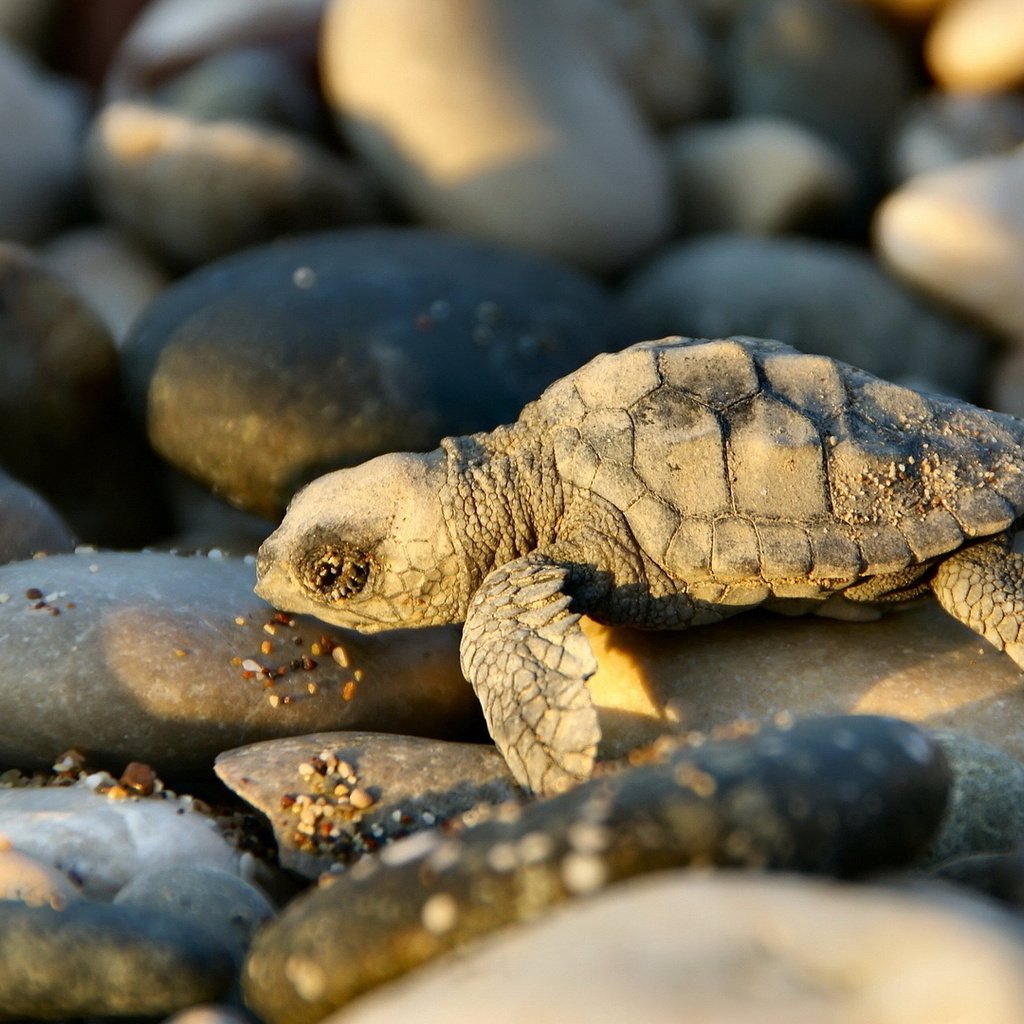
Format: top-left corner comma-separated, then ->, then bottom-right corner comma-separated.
324,871 -> 1024,1024
927,0 -> 1024,92
321,0 -> 672,273
0,842 -> 80,909
585,600 -> 1024,762
874,145 -> 1024,345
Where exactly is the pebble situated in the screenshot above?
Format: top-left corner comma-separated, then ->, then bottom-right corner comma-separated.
728,0 -> 914,193
319,872 -> 1024,1024
0,551 -> 478,775
215,733 -> 518,878
890,91 -> 1024,182
0,469 -> 76,562
0,900 -> 235,1018
243,715 -> 949,1024
0,784 -> 239,900
564,0 -> 720,129
43,224 -> 171,345
320,0 -> 672,273
0,841 -> 81,909
926,0 -> 1024,92
921,732 -> 1024,868
0,37 -> 83,243
874,145 -> 1024,347
618,234 -> 985,396
121,228 -> 619,516
665,116 -> 855,235
86,101 -> 378,267
582,602 -> 1024,765
114,865 -> 275,965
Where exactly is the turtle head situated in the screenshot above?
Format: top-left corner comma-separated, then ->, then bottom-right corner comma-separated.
255,450 -> 464,631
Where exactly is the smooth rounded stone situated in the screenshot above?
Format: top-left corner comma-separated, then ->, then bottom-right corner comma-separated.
243,716 -> 949,1024
0,0 -> 55,51
890,92 -> 1024,182
665,116 -> 855,235
115,865 -> 275,965
0,839 -> 81,908
163,473 -> 276,556
0,900 -> 235,1018
0,38 -> 82,243
105,0 -> 326,100
163,1007 -> 252,1024
122,229 -> 619,517
926,0 -> 1024,92
728,0 -> 915,190
0,551 -> 479,775
215,733 -> 518,878
0,469 -> 75,561
989,347 -> 1024,417
0,785 -> 240,900
321,871 -> 1024,1024
86,102 -> 378,267
43,225 -> 171,345
932,849 -> 1024,908
874,145 -> 1024,347
618,234 -> 985,396
581,602 -> 1024,764
564,0 -> 720,129
321,0 -> 672,273
155,46 -> 326,135
920,732 -> 1024,868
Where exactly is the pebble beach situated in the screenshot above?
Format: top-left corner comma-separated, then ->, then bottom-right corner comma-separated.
3,0 -> 1024,1020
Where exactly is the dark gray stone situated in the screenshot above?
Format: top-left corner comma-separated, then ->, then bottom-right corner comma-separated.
0,470 -> 75,561
115,865 -> 275,965
0,551 -> 479,777
121,228 -> 619,516
0,900 -> 234,1018
619,234 -> 986,397
216,732 -> 519,878
243,715 -> 950,1024
932,849 -> 1024,909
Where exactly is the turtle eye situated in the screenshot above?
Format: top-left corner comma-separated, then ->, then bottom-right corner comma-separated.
304,547 -> 370,602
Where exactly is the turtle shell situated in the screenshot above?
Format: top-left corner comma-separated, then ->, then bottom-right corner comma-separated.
532,336 -> 1024,600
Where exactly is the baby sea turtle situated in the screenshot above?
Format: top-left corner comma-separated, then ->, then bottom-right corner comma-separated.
256,335 -> 1024,795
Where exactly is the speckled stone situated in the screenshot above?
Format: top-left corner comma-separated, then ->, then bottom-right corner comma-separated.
0,785 -> 239,900
319,872 -> 1024,1024
0,551 -> 479,776
121,228 -> 619,516
321,0 -> 672,272
0,900 -> 235,1018
115,865 -> 275,965
875,145 -> 1024,347
215,733 -> 518,878
243,716 -> 949,1024
86,101 -> 378,267
921,732 -> 1024,867
618,234 -> 985,396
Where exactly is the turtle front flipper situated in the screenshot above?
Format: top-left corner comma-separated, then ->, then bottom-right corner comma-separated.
460,554 -> 599,795
931,534 -> 1024,669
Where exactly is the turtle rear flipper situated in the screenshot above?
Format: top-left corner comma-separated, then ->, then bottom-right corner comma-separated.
931,534 -> 1024,669
460,554 -> 599,795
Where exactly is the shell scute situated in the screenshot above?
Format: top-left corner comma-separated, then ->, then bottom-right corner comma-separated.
711,517 -> 760,579
658,338 -> 759,410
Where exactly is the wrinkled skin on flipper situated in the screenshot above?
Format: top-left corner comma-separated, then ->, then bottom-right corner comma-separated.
460,555 -> 599,794
931,533 -> 1024,670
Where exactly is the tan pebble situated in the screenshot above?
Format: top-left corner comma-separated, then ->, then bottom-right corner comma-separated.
349,788 -> 374,810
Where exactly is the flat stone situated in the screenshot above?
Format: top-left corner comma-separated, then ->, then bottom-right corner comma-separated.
666,116 -> 855,234
115,864 -> 275,964
121,228 -> 618,516
0,784 -> 239,899
926,0 -> 1024,92
583,601 -> 1024,764
86,101 -> 379,267
318,872 -> 1024,1024
0,551 -> 479,776
0,900 -> 234,1018
618,234 -> 985,396
874,145 -> 1024,347
215,733 -> 518,878
321,0 -> 672,273
243,716 -> 948,1024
